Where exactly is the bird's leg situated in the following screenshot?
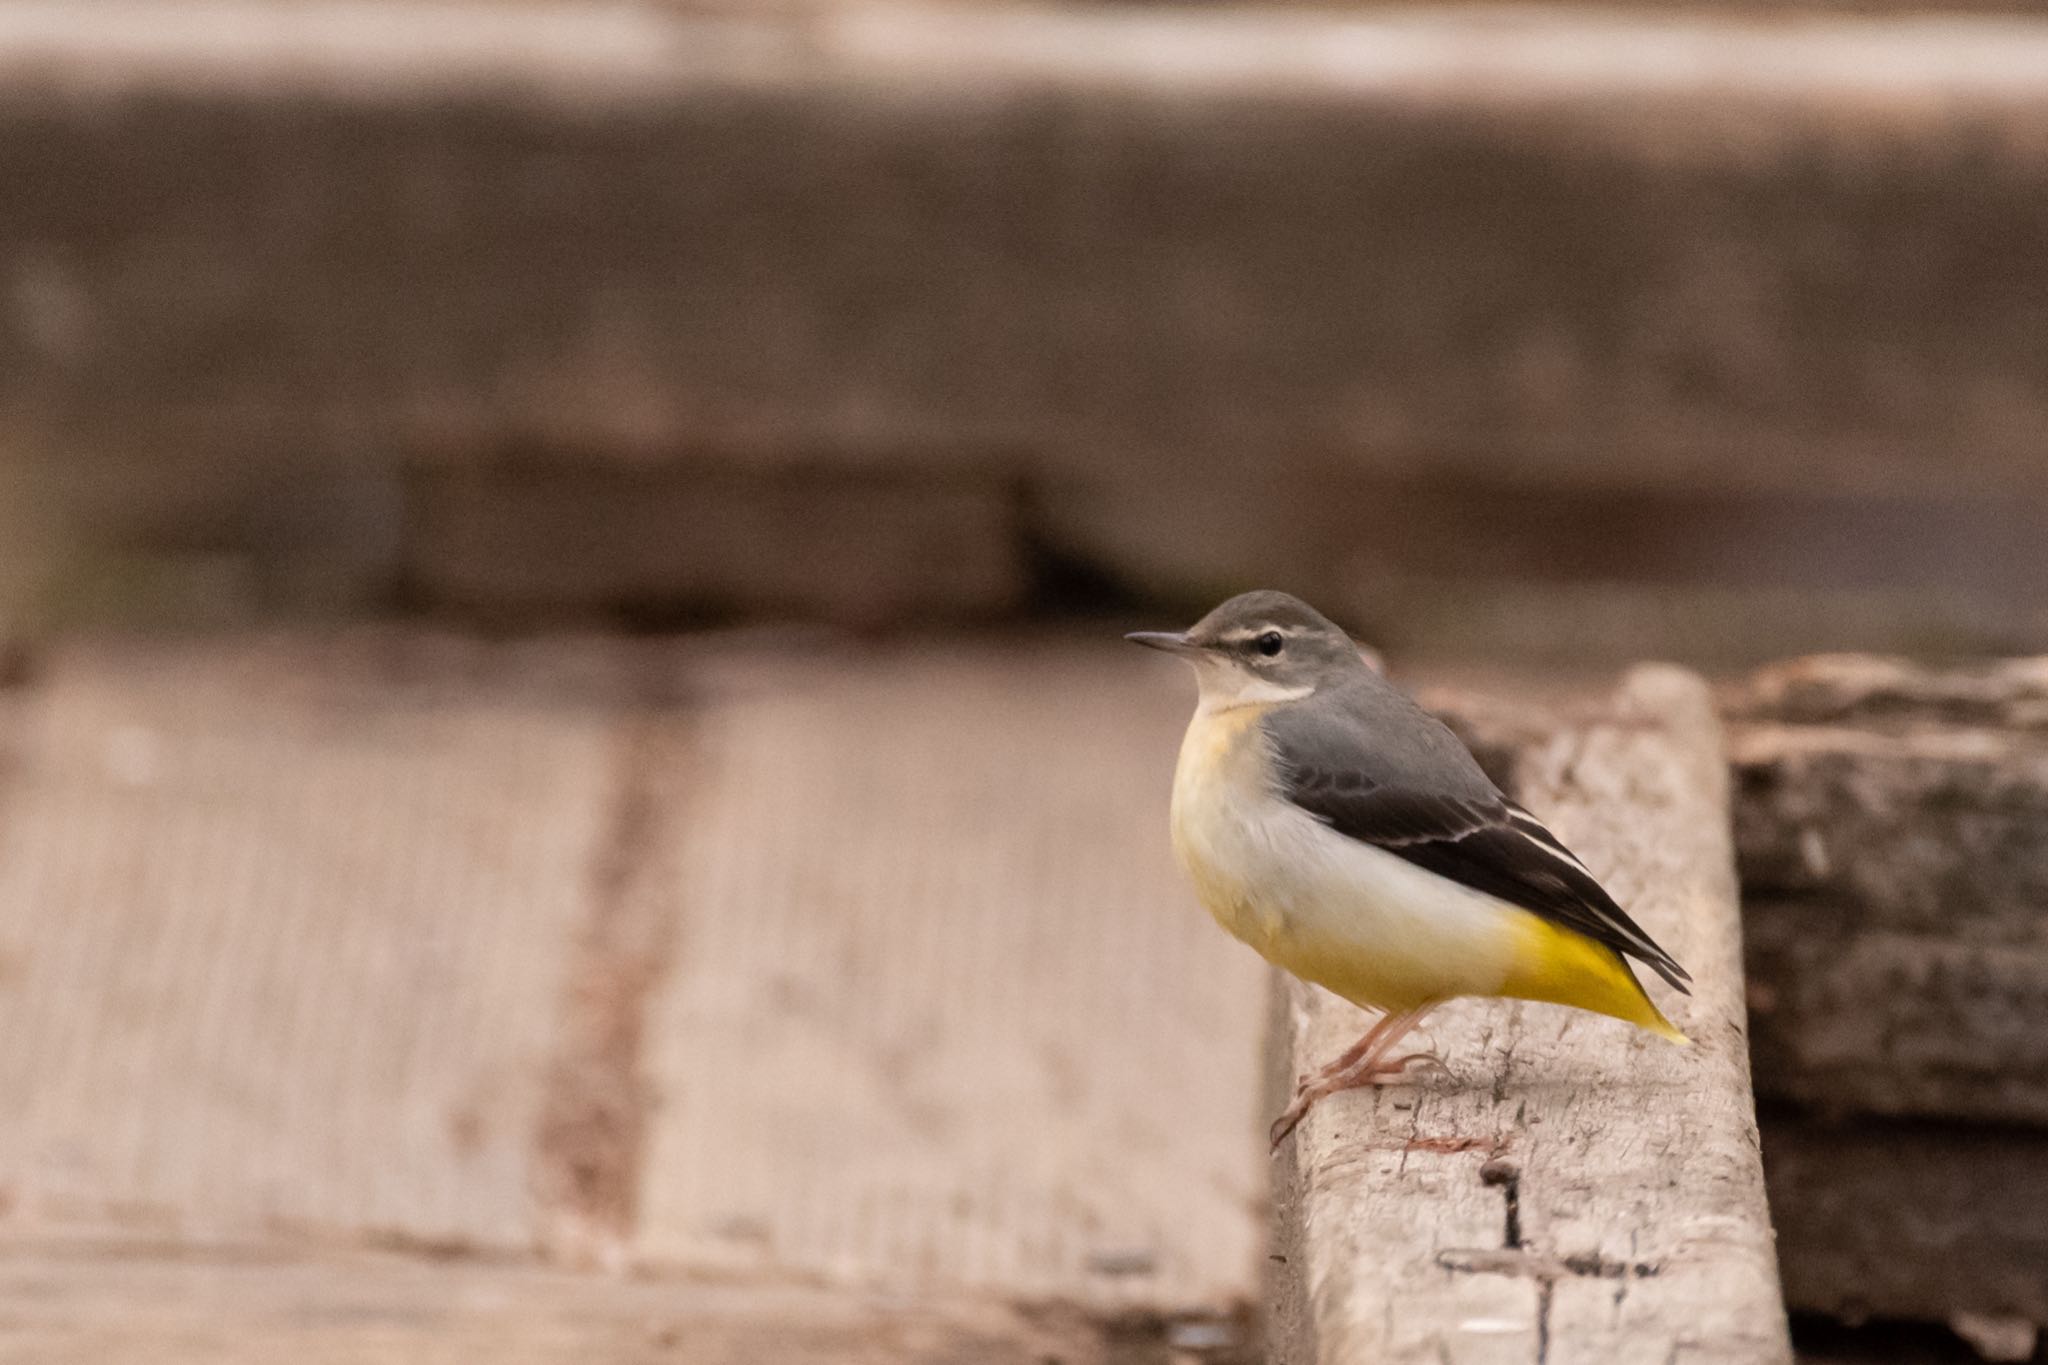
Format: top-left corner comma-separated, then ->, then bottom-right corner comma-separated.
1305,1008 -> 1433,1090
1271,1006 -> 1437,1150
1295,1009 -> 1406,1089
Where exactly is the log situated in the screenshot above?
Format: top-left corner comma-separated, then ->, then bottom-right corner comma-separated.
1270,667 -> 1790,1365
1727,654 -> 2048,1124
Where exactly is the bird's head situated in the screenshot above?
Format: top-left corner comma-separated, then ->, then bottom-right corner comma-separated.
1126,590 -> 1369,711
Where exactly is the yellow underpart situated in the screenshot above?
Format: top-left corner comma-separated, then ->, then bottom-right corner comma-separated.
1167,695 -> 1689,1044
1498,912 -> 1690,1044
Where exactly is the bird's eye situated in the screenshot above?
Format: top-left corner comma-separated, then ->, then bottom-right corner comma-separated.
1255,631 -> 1285,657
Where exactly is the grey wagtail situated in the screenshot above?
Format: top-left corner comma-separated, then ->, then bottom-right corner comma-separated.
1128,590 -> 1691,1148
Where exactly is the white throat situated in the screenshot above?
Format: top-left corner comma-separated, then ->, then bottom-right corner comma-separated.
1192,658 -> 1315,714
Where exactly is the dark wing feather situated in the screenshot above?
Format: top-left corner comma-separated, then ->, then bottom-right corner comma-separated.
1281,762 -> 1693,993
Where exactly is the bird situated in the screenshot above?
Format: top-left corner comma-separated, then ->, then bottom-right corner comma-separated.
1127,590 -> 1690,1149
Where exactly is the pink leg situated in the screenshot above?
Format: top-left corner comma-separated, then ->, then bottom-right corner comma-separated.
1270,1005 -> 1438,1150
1296,1008 -> 1408,1088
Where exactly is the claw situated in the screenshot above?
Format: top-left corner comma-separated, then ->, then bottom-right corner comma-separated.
1268,1006 -> 1441,1152
1270,1057 -> 1446,1153
1386,1051 -> 1454,1083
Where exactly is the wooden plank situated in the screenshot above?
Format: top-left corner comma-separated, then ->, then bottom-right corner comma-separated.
1727,654 -> 2048,1123
0,634 -> 624,1251
1270,666 -> 1789,1365
631,639 -> 1272,1315
1763,1113 -> 2048,1339
0,629 -> 1270,1338
0,1234 -> 1167,1365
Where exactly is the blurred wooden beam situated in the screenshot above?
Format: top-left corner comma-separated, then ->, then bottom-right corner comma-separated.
15,4 -> 2048,633
9,5 -> 2048,491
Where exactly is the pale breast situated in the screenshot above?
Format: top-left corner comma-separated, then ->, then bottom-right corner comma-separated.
1168,705 -> 1283,948
1167,705 -> 1524,1012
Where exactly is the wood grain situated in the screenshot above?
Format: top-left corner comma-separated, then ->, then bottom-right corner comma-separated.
0,632 -> 1272,1329
1271,666 -> 1790,1364
0,634 -> 624,1252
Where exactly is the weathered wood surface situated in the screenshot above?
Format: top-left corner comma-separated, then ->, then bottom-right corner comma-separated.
1741,903 -> 2048,1126
1726,654 -> 2048,1124
1731,655 -> 2048,731
0,1234 -> 1189,1365
1270,666 -> 1789,1365
0,631 -> 1268,1355
0,634 -> 622,1251
1763,1112 -> 2048,1340
630,640 -> 1270,1310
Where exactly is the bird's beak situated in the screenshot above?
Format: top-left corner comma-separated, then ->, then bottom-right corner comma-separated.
1124,630 -> 1200,656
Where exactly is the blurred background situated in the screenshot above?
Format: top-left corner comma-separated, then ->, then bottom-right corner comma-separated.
2,2 -> 2046,1362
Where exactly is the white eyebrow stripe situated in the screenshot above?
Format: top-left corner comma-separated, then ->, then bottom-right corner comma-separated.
1217,626 -> 1296,643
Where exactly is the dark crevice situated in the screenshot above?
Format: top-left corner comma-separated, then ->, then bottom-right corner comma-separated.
0,634 -> 34,690
1536,1278 -> 1553,1365
1480,1158 -> 1522,1249
1014,476 -> 1155,619
1562,1252 -> 1662,1280
531,688 -> 693,1262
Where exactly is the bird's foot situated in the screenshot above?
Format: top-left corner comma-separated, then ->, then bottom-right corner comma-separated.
1382,1050 -> 1454,1083
1268,1052 -> 1445,1152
